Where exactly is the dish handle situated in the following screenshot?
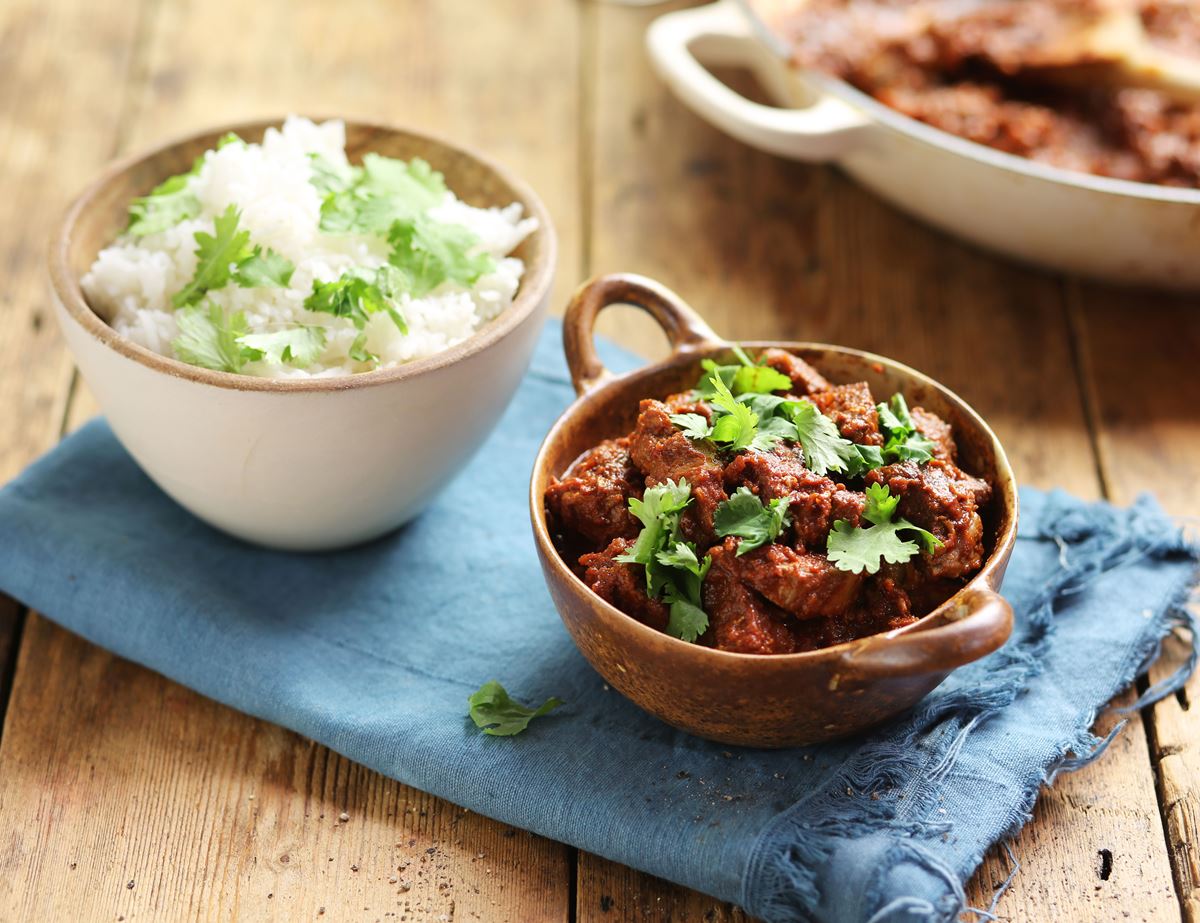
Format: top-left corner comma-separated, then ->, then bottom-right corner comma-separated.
837,587 -> 1014,680
563,273 -> 722,396
645,1 -> 870,161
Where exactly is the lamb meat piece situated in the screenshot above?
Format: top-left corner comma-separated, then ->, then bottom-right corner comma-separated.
909,406 -> 956,461
724,446 -> 865,549
580,538 -> 669,632
702,540 -> 803,654
663,391 -> 713,420
810,382 -> 884,447
760,347 -> 831,396
866,459 -> 992,579
735,542 -> 864,620
629,399 -> 726,544
545,438 -> 642,548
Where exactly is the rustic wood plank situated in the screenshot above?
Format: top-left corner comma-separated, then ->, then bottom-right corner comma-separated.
0,615 -> 569,922
0,0 -> 581,920
580,2 -> 1178,920
1068,281 -> 1200,922
0,0 -> 144,740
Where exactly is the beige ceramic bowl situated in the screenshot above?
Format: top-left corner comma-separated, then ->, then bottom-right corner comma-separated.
50,117 -> 555,550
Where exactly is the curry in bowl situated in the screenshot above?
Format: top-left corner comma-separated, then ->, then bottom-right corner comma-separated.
545,344 -> 992,656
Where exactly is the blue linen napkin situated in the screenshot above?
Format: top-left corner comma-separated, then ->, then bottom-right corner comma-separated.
0,320 -> 1195,923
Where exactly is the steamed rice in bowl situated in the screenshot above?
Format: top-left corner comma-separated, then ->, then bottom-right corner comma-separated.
82,116 -> 537,380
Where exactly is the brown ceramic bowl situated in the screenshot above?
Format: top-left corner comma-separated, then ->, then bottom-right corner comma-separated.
530,273 -> 1018,748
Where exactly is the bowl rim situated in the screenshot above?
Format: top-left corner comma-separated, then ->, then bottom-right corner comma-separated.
48,115 -> 557,394
530,338 -> 1020,665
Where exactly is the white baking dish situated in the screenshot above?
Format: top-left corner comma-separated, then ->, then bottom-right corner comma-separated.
646,0 -> 1200,289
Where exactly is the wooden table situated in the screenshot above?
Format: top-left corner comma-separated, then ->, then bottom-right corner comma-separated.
0,1 -> 1196,919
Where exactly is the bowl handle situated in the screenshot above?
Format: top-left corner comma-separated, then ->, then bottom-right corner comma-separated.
836,587 -> 1014,679
645,1 -> 871,162
563,273 -> 723,396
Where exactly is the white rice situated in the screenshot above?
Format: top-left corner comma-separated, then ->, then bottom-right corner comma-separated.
82,116 -> 537,379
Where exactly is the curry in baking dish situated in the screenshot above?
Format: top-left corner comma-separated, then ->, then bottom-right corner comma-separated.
544,347 -> 993,655
755,0 -> 1200,186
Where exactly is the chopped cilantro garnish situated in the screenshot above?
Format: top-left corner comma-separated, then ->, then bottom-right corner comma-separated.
216,132 -> 244,149
385,215 -> 495,298
127,156 -> 205,237
785,400 -> 852,476
706,374 -> 760,452
304,267 -> 408,333
668,412 -> 712,441
617,480 -> 712,643
468,681 -> 562,737
348,331 -> 378,365
695,348 -> 790,398
172,205 -> 295,307
310,153 -> 447,234
237,326 -> 326,367
878,394 -> 936,464
826,483 -> 941,575
714,487 -> 791,556
171,303 -> 256,373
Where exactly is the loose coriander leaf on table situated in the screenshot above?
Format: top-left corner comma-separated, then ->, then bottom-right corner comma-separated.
468,681 -> 562,737
714,487 -> 791,555
236,326 -> 326,367
172,303 -> 257,373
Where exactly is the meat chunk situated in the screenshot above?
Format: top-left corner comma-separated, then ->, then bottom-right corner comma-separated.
629,399 -> 726,544
736,543 -> 864,620
663,391 -> 712,420
810,382 -> 883,447
760,347 -> 831,396
545,438 -> 641,547
701,541 -> 802,654
866,459 -> 992,579
580,538 -> 669,632
724,447 -> 864,549
909,406 -> 956,461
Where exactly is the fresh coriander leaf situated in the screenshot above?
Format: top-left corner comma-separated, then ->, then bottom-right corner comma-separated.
386,215 -> 495,297
172,302 -> 256,373
695,358 -> 739,398
127,156 -> 205,236
714,487 -> 791,555
172,205 -> 255,307
843,443 -> 885,478
878,394 -> 935,464
656,541 -> 706,576
349,331 -> 378,365
706,374 -> 759,452
304,268 -> 408,332
468,680 -> 562,737
732,363 -> 792,395
233,246 -> 295,289
616,479 -> 693,574
311,154 -> 446,234
236,326 -> 326,367
216,132 -> 244,149
664,593 -> 709,643
750,414 -> 794,453
826,483 -> 942,575
670,412 -> 712,441
785,399 -> 852,476
740,392 -> 790,419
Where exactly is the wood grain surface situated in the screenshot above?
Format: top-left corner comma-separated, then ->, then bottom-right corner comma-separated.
0,0 -> 1195,921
